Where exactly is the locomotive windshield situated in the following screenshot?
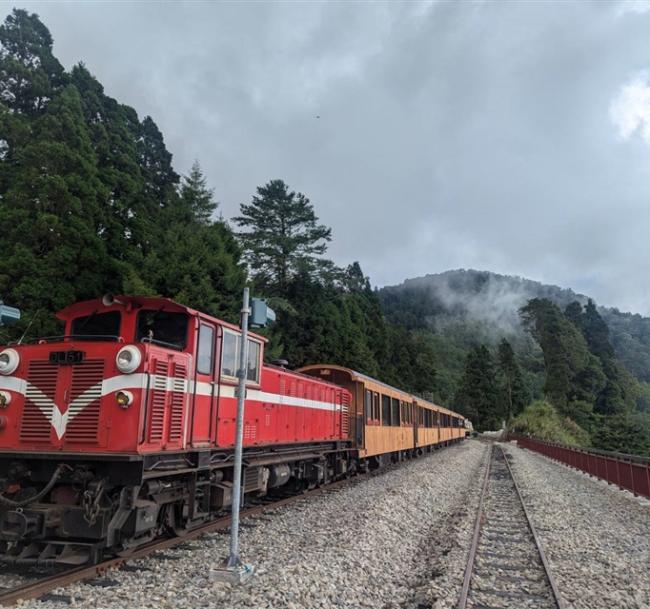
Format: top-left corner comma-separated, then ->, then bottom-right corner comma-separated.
136,310 -> 188,349
71,311 -> 121,340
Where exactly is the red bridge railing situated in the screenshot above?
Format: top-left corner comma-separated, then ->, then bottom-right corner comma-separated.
511,435 -> 650,500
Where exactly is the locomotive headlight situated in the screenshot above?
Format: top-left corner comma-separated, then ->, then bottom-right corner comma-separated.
0,391 -> 10,408
0,349 -> 19,375
116,346 -> 141,373
116,390 -> 133,409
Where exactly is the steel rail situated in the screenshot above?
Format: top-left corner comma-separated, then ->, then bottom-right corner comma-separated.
456,442 -> 493,609
0,481 -> 349,607
457,442 -> 566,609
499,444 -> 566,609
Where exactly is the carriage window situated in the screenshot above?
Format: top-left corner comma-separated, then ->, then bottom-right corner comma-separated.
197,324 -> 215,375
221,331 -> 239,377
247,340 -> 261,383
373,393 -> 380,421
391,398 -> 400,427
382,395 -> 391,425
136,310 -> 188,349
365,390 -> 373,422
72,311 -> 121,340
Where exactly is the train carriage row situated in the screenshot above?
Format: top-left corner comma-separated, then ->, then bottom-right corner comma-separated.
298,365 -> 466,462
0,295 -> 468,564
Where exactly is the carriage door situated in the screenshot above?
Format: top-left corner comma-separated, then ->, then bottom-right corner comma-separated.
191,322 -> 216,447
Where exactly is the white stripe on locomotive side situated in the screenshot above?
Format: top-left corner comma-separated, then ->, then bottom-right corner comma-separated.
1,373 -> 341,413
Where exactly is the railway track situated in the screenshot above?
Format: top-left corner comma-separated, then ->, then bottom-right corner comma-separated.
0,481 -> 350,607
457,443 -> 565,609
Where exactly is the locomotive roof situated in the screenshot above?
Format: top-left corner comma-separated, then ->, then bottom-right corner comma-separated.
56,296 -> 267,342
297,364 -> 465,419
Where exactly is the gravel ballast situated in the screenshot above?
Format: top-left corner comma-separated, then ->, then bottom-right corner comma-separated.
20,440 -> 488,609
502,441 -> 650,609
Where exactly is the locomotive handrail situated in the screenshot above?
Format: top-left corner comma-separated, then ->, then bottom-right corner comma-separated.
12,334 -> 123,345
140,336 -> 183,350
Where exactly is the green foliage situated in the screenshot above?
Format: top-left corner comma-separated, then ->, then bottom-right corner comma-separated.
520,298 -> 603,416
593,411 -> 650,457
497,338 -> 530,419
234,179 -> 333,293
0,9 -> 245,337
179,160 -> 218,225
454,345 -> 500,431
508,401 -> 590,447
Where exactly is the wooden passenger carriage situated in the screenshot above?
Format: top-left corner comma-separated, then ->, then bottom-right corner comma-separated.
297,365 -> 466,461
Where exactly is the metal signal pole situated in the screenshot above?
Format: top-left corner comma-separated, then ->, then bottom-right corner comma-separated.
228,286 -> 250,568
210,288 -> 275,585
210,287 -> 254,584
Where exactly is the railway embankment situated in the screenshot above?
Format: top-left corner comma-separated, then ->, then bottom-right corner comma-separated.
7,440 -> 649,609
14,441 -> 487,609
503,441 -> 650,609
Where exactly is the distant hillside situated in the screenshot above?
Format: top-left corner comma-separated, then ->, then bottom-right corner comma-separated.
378,269 -> 650,397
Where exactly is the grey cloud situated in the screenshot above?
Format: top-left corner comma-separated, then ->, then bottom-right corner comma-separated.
7,1 -> 650,313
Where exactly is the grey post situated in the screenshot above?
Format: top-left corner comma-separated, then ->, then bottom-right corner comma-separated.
227,286 -> 251,567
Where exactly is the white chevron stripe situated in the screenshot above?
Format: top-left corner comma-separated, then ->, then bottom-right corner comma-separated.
1,369 -> 341,439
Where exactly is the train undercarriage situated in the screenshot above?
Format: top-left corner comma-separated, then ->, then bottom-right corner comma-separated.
0,440 -> 459,566
0,442 -> 355,566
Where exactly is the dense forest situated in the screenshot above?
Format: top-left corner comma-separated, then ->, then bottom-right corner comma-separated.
380,270 -> 650,455
1,10 -> 649,455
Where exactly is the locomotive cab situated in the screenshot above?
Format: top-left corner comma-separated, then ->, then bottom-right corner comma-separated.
0,296 -> 206,454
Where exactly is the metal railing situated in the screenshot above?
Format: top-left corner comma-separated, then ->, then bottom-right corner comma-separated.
511,435 -> 650,500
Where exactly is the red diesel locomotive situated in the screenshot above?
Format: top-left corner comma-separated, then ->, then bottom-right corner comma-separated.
0,295 -> 466,565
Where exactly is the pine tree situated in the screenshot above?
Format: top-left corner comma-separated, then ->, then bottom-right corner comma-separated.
454,345 -> 500,431
0,9 -> 65,116
179,161 -> 217,224
520,298 -> 604,417
497,338 -> 529,420
235,179 -> 332,293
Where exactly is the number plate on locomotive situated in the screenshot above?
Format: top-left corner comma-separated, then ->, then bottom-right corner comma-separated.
49,350 -> 84,365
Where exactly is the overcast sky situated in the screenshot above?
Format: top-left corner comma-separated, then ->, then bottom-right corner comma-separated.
6,1 -> 650,314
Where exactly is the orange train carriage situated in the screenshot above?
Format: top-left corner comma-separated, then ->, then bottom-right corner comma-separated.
297,365 -> 466,464
0,295 -> 468,565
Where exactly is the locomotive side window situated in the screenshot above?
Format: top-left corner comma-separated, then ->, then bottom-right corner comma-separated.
247,340 -> 261,383
221,331 -> 239,377
197,324 -> 215,374
136,310 -> 188,349
72,311 -> 121,340
221,329 -> 261,383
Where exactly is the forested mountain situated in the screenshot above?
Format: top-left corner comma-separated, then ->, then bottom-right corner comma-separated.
380,269 -> 650,387
379,269 -> 650,454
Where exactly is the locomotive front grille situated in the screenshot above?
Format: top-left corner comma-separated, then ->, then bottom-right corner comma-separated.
66,359 -> 105,443
21,360 -> 57,442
